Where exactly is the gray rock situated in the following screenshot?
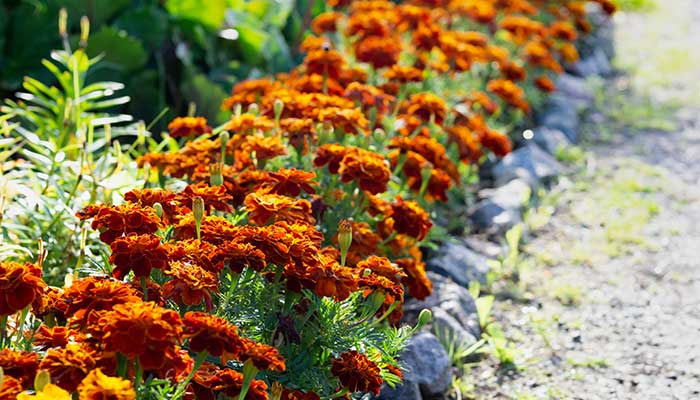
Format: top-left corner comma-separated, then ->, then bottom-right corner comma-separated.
538,94 -> 579,142
555,73 -> 595,109
432,307 -> 479,348
570,56 -> 599,78
399,331 -> 453,397
378,382 -> 422,400
462,236 -> 504,259
405,272 -> 481,339
468,200 -> 521,236
593,48 -> 612,76
427,239 -> 491,287
491,144 -> 563,188
530,126 -> 572,155
481,178 -> 532,211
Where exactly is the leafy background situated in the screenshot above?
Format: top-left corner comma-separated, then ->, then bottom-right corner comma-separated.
0,0 -> 325,129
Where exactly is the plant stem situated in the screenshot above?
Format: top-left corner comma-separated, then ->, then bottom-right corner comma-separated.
0,315 -> 7,349
172,351 -> 208,399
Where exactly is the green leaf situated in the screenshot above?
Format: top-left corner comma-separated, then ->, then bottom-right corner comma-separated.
113,6 -> 169,48
236,25 -> 269,65
179,73 -> 228,124
86,27 -> 148,71
267,0 -> 294,27
166,0 -> 226,29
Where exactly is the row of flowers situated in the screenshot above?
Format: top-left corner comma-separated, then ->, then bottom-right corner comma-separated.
0,0 -> 616,399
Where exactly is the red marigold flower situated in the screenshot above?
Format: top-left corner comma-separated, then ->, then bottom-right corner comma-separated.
387,197 -> 432,241
304,47 -> 346,80
77,369 -> 136,400
0,261 -> 46,317
395,251 -> 432,300
479,129 -> 513,157
239,338 -> 286,372
172,214 -> 240,244
244,193 -> 315,226
164,239 -> 224,273
158,346 -> 195,382
61,277 -> 140,327
88,301 -> 182,371
123,188 -> 185,224
0,349 -> 39,387
354,36 -> 401,69
109,233 -> 169,280
337,148 -> 392,195
183,312 -> 244,362
403,92 -> 447,125
446,126 -> 483,164
33,326 -> 85,351
176,183 -> 234,213
39,343 -> 97,392
163,261 -> 220,310
0,375 -> 23,398
281,388 -> 321,400
261,168 -> 317,197
195,366 -> 269,400
168,116 -> 212,138
312,11 -> 342,34
214,242 -> 267,273
534,75 -> 557,93
314,144 -> 350,174
330,350 -> 383,395
383,65 -> 424,83
79,203 -> 163,244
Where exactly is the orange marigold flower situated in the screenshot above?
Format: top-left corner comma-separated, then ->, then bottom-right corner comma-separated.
344,82 -> 395,116
312,11 -> 342,34
0,261 -> 45,317
0,349 -> 39,387
39,343 -> 97,392
354,36 -> 401,69
239,339 -> 286,372
396,250 -> 432,300
77,369 -> 136,400
387,197 -> 432,241
403,92 -> 447,124
412,23 -> 442,51
281,388 -> 321,400
163,261 -> 220,310
0,375 -> 23,399
464,90 -> 499,115
164,239 -> 224,273
499,15 -> 545,43
487,78 -> 527,110
215,242 -> 267,273
330,350 -> 383,395
224,113 -> 275,133
195,366 -> 269,400
337,148 -> 392,195
79,202 -> 163,244
245,193 -> 316,225
317,107 -> 370,135
383,65 -> 424,83
183,312 -> 244,361
89,301 -> 182,371
123,188 -> 185,224
168,116 -> 212,138
559,42 -> 580,63
33,326 -> 85,351
479,129 -> 513,157
310,255 -> 359,301
176,183 -> 234,213
109,233 -> 168,280
158,346 -> 194,382
304,48 -> 345,80
549,21 -> 578,41
280,118 -> 317,154
172,214 -> 240,244
499,61 -> 527,82
239,135 -> 288,166
314,144 -> 350,174
61,277 -> 140,327
534,76 -> 556,93
262,168 -> 317,197
446,126 -> 482,163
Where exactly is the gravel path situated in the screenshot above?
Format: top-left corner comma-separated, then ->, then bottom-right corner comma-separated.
469,3 -> 700,399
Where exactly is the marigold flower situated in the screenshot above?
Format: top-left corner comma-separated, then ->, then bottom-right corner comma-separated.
16,383 -> 70,400
0,261 -> 45,317
333,221 -> 380,267
224,113 -> 275,133
0,375 -> 23,399
330,350 -> 383,395
0,349 -> 39,386
33,326 -> 85,351
158,346 -> 195,381
195,366 -> 269,400
314,144 -> 350,174
383,65 -> 424,83
123,188 -> 185,224
446,126 -> 483,164
61,277 -> 141,327
239,338 -> 286,372
163,261 -> 220,310
499,61 -> 527,82
280,118 -> 317,154
354,36 -> 401,69
387,197 -> 432,241
168,116 -> 212,138
534,76 -> 556,93
238,135 -> 288,166
89,301 -> 182,371
487,78 -> 528,111
79,202 -> 163,244
339,148 -> 392,195
312,11 -> 342,34
403,92 -> 447,125
172,214 -> 240,244
304,48 -> 345,80
245,193 -> 316,225
176,183 -> 234,213
549,21 -> 578,41
77,369 -> 136,400
317,107 -> 370,135
281,388 -> 321,400
309,255 -> 359,301
183,312 -> 244,361
164,239 -> 224,273
343,83 -> 395,116
479,129 -> 513,157
346,11 -> 393,38
215,242 -> 267,273
109,233 -> 169,280
39,343 -> 97,392
395,250 -> 432,300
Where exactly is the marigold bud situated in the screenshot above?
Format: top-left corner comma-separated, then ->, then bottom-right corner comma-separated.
152,202 -> 163,219
220,131 -> 230,163
338,219 -> 352,267
248,103 -> 259,116
193,196 -> 205,240
34,370 -> 51,392
210,163 -> 224,186
273,99 -> 284,121
418,308 -> 432,327
58,9 -> 67,38
79,16 -> 90,47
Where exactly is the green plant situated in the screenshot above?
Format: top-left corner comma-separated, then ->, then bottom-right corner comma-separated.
484,323 -> 519,370
0,22 -> 143,283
